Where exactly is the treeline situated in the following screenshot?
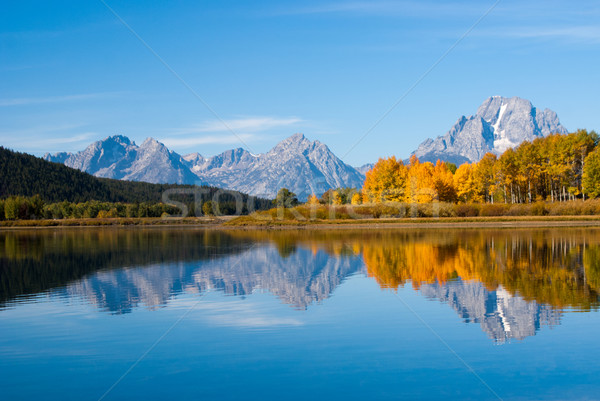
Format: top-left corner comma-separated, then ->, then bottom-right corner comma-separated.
0,146 -> 271,213
359,130 -> 600,204
0,230 -> 254,305
0,196 -> 180,220
0,196 -> 259,221
361,230 -> 600,310
220,229 -> 600,310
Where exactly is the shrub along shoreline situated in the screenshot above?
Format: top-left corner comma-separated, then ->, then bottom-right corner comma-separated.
225,199 -> 600,226
0,195 -> 255,222
6,199 -> 600,228
0,216 -> 227,228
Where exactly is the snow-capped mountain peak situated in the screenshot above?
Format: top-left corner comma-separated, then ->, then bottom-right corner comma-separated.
44,134 -> 365,200
411,96 -> 568,164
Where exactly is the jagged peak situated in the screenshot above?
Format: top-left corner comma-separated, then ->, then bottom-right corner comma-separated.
100,134 -> 134,147
211,147 -> 254,160
183,152 -> 203,161
288,132 -> 306,141
139,137 -> 168,149
275,133 -> 329,151
42,131 -> 368,199
412,96 -> 568,164
269,133 -> 312,153
141,137 -> 159,145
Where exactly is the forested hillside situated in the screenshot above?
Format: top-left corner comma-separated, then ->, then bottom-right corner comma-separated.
0,147 -> 271,208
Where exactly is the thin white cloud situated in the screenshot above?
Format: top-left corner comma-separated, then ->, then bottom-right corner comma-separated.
191,299 -> 304,329
1,132 -> 97,150
268,0 -> 481,18
0,92 -> 123,107
40,132 -> 97,145
173,116 -> 303,135
161,116 -> 303,148
0,123 -> 97,153
502,26 -> 600,43
160,133 -> 257,147
0,123 -> 86,136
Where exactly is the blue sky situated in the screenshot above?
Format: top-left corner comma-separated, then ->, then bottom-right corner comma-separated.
1,0 -> 599,166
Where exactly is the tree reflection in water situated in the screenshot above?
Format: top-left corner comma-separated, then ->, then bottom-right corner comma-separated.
1,227 -> 599,341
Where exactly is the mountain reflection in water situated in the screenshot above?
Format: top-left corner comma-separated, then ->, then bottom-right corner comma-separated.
1,228 -> 599,342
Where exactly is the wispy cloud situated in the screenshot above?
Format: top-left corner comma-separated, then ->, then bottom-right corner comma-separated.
173,116 -> 303,135
0,132 -> 97,150
0,123 -> 96,153
500,26 -> 600,43
160,116 -> 303,148
0,123 -> 85,138
0,92 -> 123,107
39,132 -> 97,145
191,300 -> 304,329
268,0 -> 482,18
161,133 -> 258,147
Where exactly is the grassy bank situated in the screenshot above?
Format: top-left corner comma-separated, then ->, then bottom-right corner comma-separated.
225,200 -> 600,227
0,216 -> 227,228
4,215 -> 600,229
226,215 -> 600,228
7,200 -> 600,229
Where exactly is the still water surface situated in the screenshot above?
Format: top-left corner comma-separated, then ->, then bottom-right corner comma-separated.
1,228 -> 600,400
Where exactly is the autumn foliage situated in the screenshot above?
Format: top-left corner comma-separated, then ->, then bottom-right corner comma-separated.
227,229 -> 600,310
361,229 -> 600,310
363,130 -> 600,204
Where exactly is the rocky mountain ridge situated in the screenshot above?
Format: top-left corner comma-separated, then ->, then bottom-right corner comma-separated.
44,133 -> 364,200
43,96 -> 570,197
411,96 -> 568,164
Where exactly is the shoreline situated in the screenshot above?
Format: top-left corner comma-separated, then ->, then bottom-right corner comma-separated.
3,215 -> 600,230
223,215 -> 600,230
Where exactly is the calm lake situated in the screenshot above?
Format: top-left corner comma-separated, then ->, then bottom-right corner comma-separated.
1,227 -> 599,400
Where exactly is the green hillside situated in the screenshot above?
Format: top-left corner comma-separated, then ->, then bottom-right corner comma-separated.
0,146 -> 270,209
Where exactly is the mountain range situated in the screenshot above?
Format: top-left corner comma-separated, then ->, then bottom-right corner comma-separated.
43,238 -> 561,340
411,96 -> 569,164
44,96 -> 570,198
420,280 -> 560,342
45,133 -> 364,200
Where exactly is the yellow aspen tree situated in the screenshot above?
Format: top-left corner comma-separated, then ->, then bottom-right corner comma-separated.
405,156 -> 435,203
473,153 -> 497,203
332,191 -> 342,205
363,156 -> 408,203
307,194 -> 319,205
432,160 -> 457,203
453,163 -> 479,203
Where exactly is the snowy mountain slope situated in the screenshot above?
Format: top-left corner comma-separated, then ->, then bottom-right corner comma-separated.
411,96 -> 569,164
185,134 -> 365,199
44,135 -> 200,184
420,279 -> 560,342
45,133 -> 365,200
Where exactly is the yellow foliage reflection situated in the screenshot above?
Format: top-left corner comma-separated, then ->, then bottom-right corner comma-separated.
229,228 -> 600,310
360,230 -> 600,310
3,228 -> 600,311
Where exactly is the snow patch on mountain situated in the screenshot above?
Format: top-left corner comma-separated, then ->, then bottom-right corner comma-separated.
44,133 -> 365,200
411,96 -> 568,164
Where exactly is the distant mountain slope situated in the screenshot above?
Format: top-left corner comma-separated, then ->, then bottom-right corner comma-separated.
420,279 -> 560,342
46,133 -> 365,200
45,135 -> 198,184
355,163 -> 374,175
411,96 -> 569,164
1,146 -> 269,208
186,133 -> 365,200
